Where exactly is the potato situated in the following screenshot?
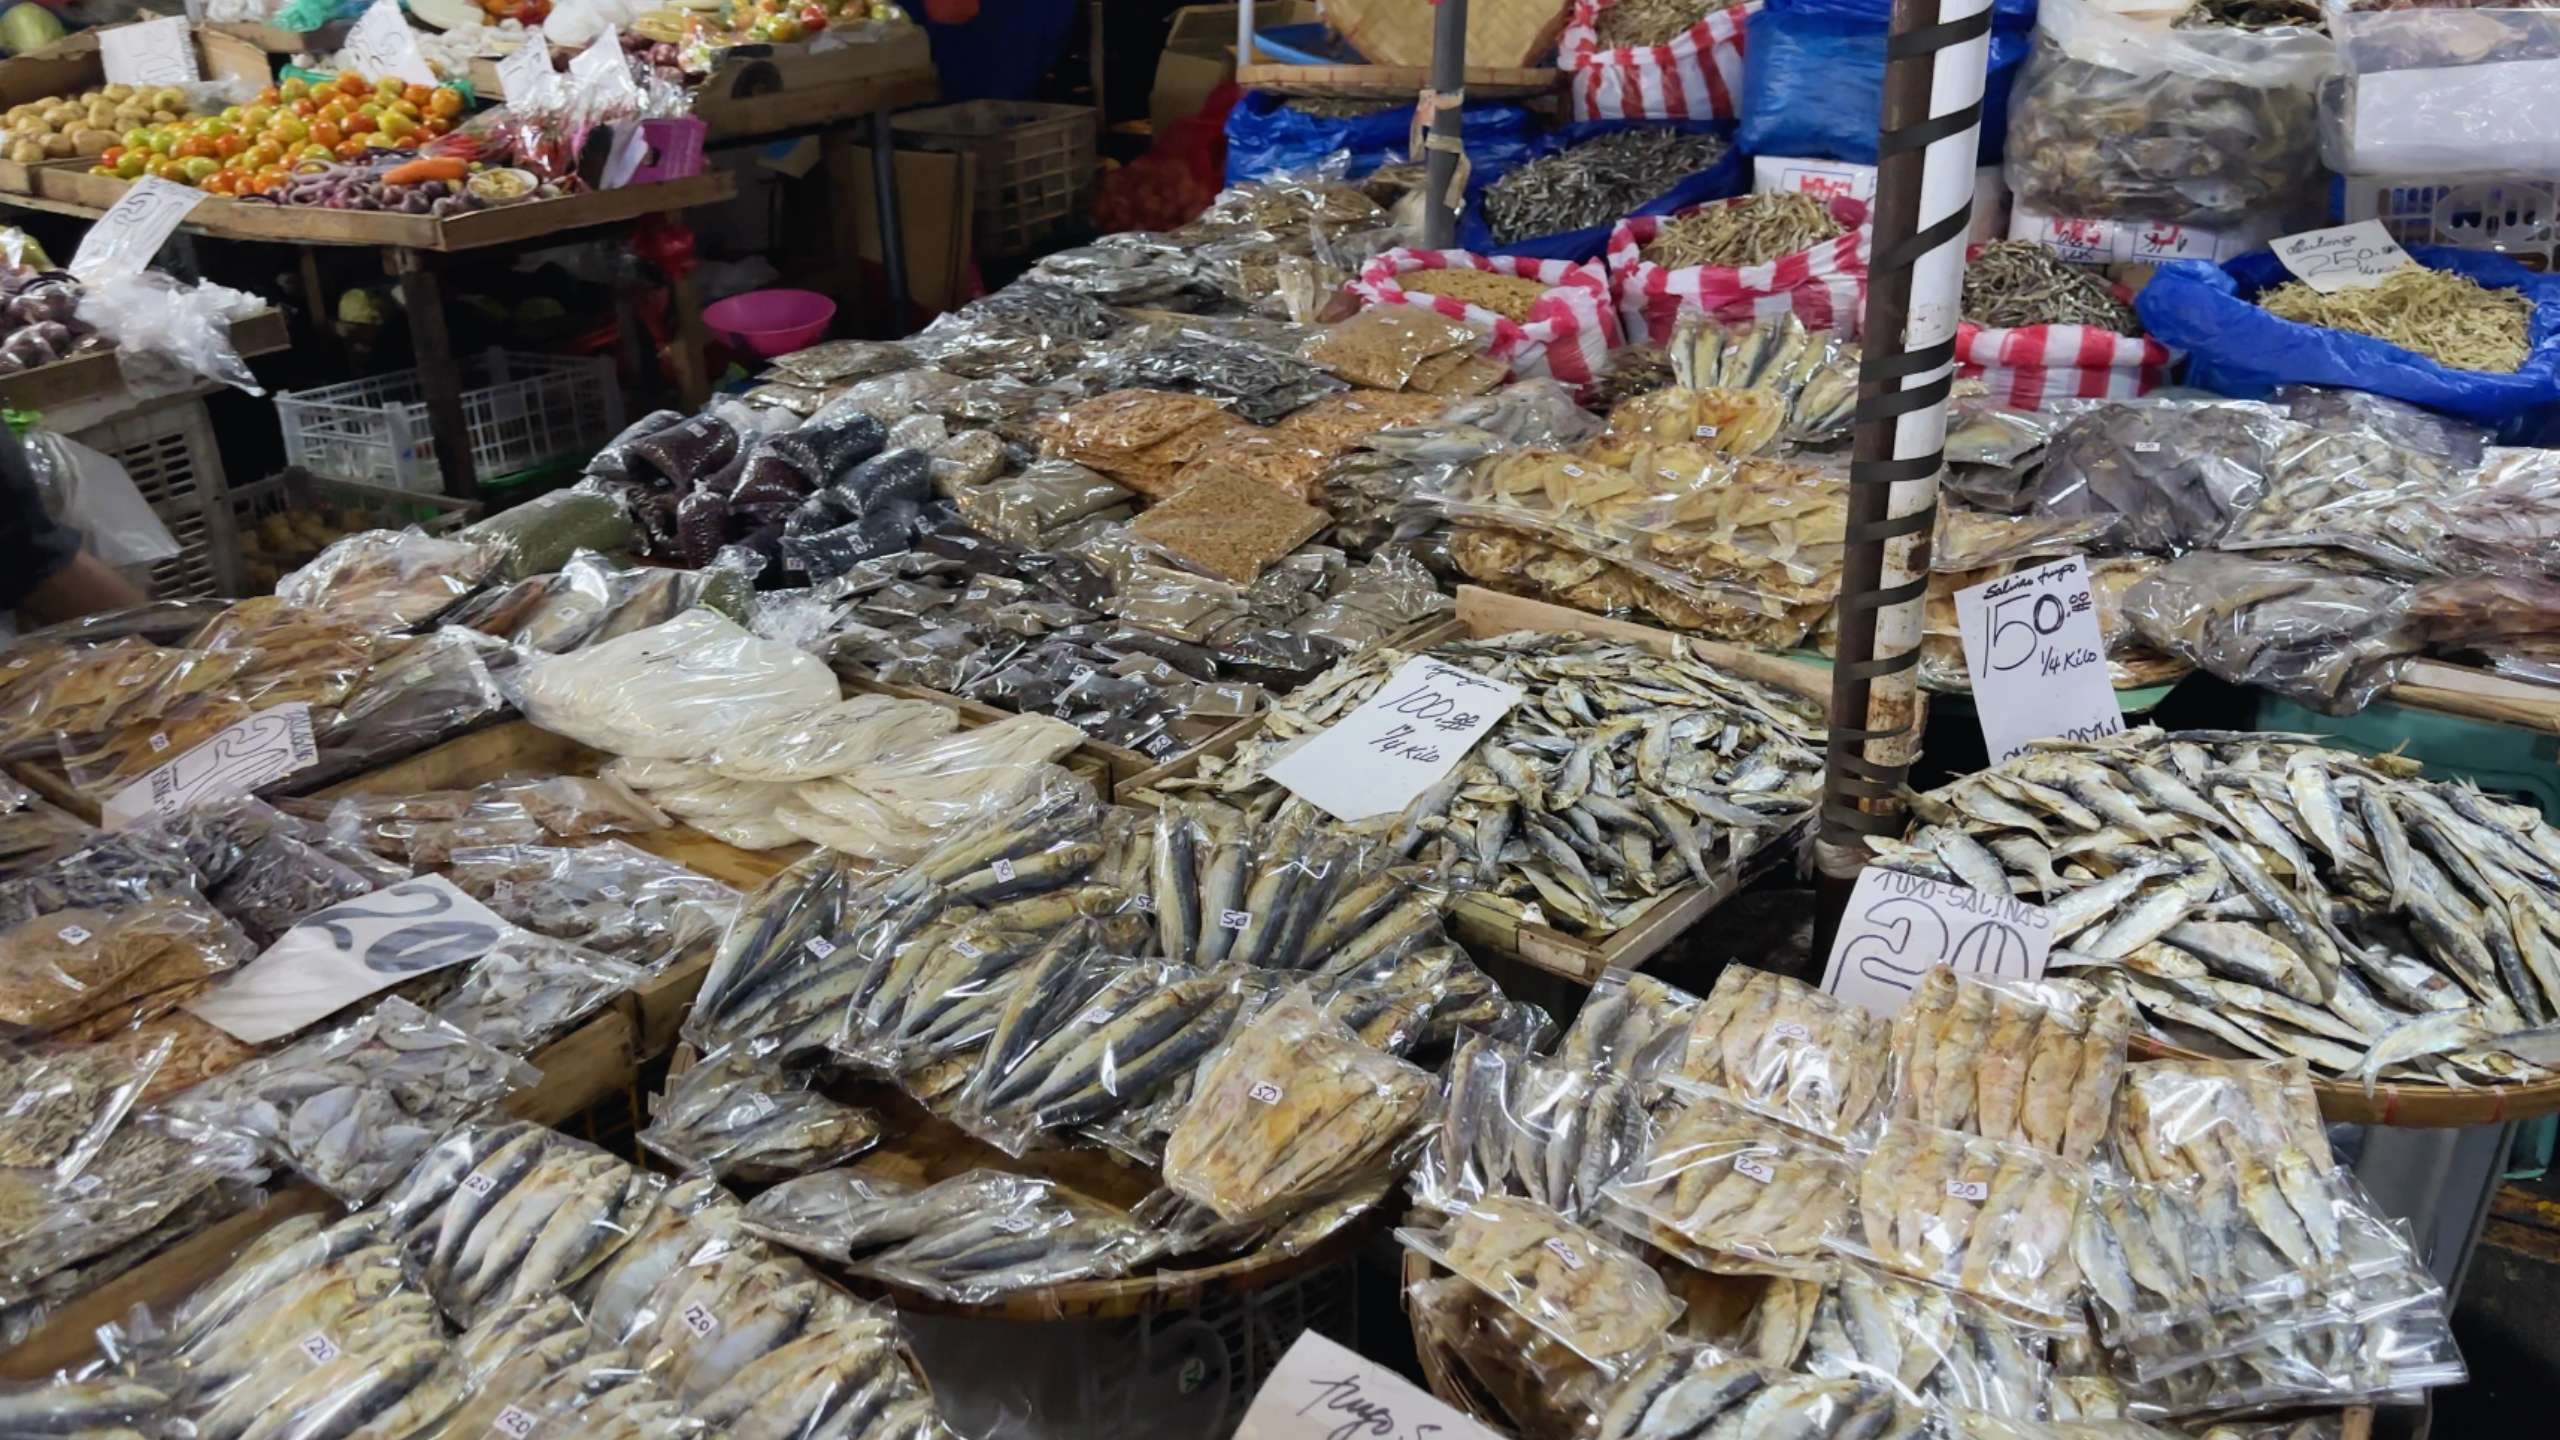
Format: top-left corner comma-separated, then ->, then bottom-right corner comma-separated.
149,110 -> 177,124
100,84 -> 133,102
39,133 -> 71,158
68,128 -> 112,156
149,87 -> 186,112
6,140 -> 40,165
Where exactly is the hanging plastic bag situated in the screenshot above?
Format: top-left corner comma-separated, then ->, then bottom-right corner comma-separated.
1221,92 -> 1537,183
73,270 -> 268,398
1740,0 -> 2035,165
1559,0 -> 1759,122
2134,247 -> 2560,429
1352,250 -> 1620,389
1606,194 -> 1870,343
19,430 -> 178,571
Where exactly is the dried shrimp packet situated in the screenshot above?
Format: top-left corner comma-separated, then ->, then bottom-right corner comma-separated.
639,1047 -> 880,1183
856,1178 -> 1165,1305
1036,389 -> 1233,459
1883,968 -> 2132,1165
1416,1034 -> 1647,1226
1828,1120 -> 2092,1328
502,608 -> 841,760
0,1029 -> 171,1181
1129,471 -> 1329,586
1556,966 -> 1702,1077
1400,1194 -> 1682,1375
1670,965 -> 1890,1145
2108,1057 -> 2331,1184
1598,1083 -> 1855,1277
1407,1272 -> 1613,1440
161,997 -> 539,1204
1162,987 -> 1437,1225
1303,305 -> 1480,389
0,889 -> 252,1036
431,931 -> 647,1056
702,693 -> 959,783
274,527 -> 500,629
1741,1265 -> 2055,1421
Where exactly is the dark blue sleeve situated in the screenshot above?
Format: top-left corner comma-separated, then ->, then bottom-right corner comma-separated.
0,430 -> 78,611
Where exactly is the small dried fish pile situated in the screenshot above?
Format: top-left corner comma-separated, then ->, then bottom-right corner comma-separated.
1394,268 -> 1563,323
1080,328 -> 1345,424
741,1168 -> 1162,1303
1739,1269 -> 2054,1419
1886,969 -> 2132,1164
1596,0 -> 1748,46
1169,634 -> 1827,934
1664,311 -> 1862,442
1962,241 -> 2141,333
1483,130 -> 1734,243
639,1047 -> 882,1182
1401,1194 -> 1683,1372
1873,728 -> 2560,1090
2258,265 -> 2534,373
1639,193 -> 1846,270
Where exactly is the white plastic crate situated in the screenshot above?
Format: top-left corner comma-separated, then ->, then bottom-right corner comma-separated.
68,396 -> 231,600
2338,175 -> 2559,272
276,350 -> 623,494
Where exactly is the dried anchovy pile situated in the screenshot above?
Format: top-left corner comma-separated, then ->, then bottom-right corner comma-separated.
1482,129 -> 1733,242
1595,0 -> 1748,47
1960,240 -> 2141,333
2259,267 -> 2534,373
1285,97 -> 1404,119
1640,193 -> 1845,270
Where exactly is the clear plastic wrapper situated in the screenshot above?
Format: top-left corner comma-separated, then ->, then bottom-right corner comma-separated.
1671,966 -> 1890,1144
2112,1057 -> 2332,1183
273,527 -> 500,630
1304,305 -> 1482,389
1828,1121 -> 2091,1327
950,460 -> 1136,546
1556,966 -> 1704,1077
2421,444 -> 2560,579
1401,1194 -> 1680,1375
1081,326 -> 1345,423
2123,552 -> 2419,715
0,888 -> 252,1036
1742,1265 -> 2054,1420
1162,987 -> 1437,1225
1884,968 -> 2133,1164
615,1238 -> 909,1411
298,775 -> 667,865
0,1375 -> 175,1433
2024,399 -> 2291,552
1599,1083 -> 1855,1277
0,1122 -> 259,1306
1407,1271 -> 1613,1440
738,1168 -> 936,1263
442,841 -> 736,962
1664,312 -> 1864,443
1417,1035 -> 1645,1225
169,1252 -> 460,1440
2218,416 -> 2485,576
638,1047 -> 881,1183
0,643 -> 218,760
460,488 -> 637,582
2318,5 -> 2560,176
158,1210 -> 401,1374
0,776 -> 91,879
854,1173 -> 1165,1304
948,956 -> 1246,1157
429,931 -> 646,1056
392,1128 -> 665,1326
302,628 -> 511,790
199,828 -> 387,948
503,608 -> 841,760
0,1029 -> 169,1181
2114,1278 -> 2463,1417
162,997 -> 537,1204
1130,470 -> 1331,585
702,693 -> 958,783
1595,1340 -> 1919,1440
769,338 -> 917,386
433,1293 -> 595,1432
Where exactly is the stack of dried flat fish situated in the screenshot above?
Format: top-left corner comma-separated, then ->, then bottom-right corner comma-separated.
2125,552 -> 2422,714
1168,634 -> 1826,934
1600,1086 -> 1860,1275
1886,969 -> 2132,1164
1402,1194 -> 1682,1373
1664,311 -> 1861,443
1739,1268 -> 2053,1420
1868,727 -> 2560,1090
1834,1122 -> 2089,1324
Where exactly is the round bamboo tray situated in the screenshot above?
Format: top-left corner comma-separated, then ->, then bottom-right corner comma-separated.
813,1079 -> 1389,1321
1236,63 -> 1564,100
2126,1033 -> 2560,1128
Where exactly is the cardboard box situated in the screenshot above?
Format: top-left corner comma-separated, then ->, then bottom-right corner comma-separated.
845,144 -> 974,315
1152,2 -> 1317,134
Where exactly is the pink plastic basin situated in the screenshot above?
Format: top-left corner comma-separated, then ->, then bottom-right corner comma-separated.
703,288 -> 836,357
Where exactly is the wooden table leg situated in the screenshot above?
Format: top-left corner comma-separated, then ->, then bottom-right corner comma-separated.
819,126 -> 867,331
662,212 -> 712,411
391,247 -> 477,501
869,106 -> 910,336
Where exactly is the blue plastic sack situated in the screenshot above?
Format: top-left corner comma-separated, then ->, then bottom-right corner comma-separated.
1224,92 -> 1538,184
1737,0 -> 2035,166
2135,247 -> 2560,429
1455,119 -> 1745,262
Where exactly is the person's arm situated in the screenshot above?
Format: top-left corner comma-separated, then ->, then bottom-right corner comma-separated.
15,550 -> 145,627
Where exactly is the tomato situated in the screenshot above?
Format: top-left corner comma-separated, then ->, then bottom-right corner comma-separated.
175,135 -> 216,159
255,166 -> 290,192
214,134 -> 246,158
280,78 -> 309,102
179,156 -> 219,182
114,152 -> 147,180
300,142 -> 333,162
200,173 -> 235,196
346,113 -> 378,136
333,138 -> 369,161
310,122 -> 344,147
336,73 -> 369,97
420,117 -> 452,139
147,158 -> 182,180
99,145 -> 123,166
427,88 -> 464,120
403,84 -> 434,108
272,117 -> 309,144
245,141 -> 282,167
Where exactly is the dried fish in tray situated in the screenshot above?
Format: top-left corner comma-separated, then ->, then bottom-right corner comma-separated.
1401,1194 -> 1682,1374
639,1046 -> 882,1183
1885,968 -> 2131,1164
1598,1084 -> 1858,1276
1830,1121 -> 2090,1327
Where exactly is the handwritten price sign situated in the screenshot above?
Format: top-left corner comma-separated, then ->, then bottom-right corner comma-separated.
1819,867 -> 2056,1019
1237,1333 -> 1499,1440
2271,219 -> 2415,295
1954,556 -> 2122,765
1266,657 -> 1522,822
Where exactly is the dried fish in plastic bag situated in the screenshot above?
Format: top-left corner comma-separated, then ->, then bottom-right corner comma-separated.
430,931 -> 647,1056
1885,968 -> 2132,1164
1599,1083 -> 1856,1276
0,1029 -> 170,1180
1830,1122 -> 2090,1326
2124,552 -> 2419,715
640,1047 -> 881,1183
1744,1265 -> 2054,1420
1674,966 -> 1890,1144
1417,1035 -> 1645,1225
1401,1195 -> 1682,1374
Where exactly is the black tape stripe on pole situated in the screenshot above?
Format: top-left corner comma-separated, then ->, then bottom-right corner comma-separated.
1422,0 -> 1470,249
1817,0 -> 1995,919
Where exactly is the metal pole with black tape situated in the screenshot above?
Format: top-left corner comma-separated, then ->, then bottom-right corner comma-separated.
1420,0 -> 1469,248
1814,0 -> 1993,942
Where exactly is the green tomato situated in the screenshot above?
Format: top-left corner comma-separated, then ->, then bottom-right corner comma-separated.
113,151 -> 146,179
179,155 -> 218,182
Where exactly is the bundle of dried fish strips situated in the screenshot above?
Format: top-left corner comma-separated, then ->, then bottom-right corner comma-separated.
1834,1122 -> 2091,1326
1674,966 -> 1890,1144
1884,969 -> 2131,1163
1402,1194 -> 1682,1374
1599,1085 -> 1857,1275
1407,1272 -> 1612,1440
638,1047 -> 881,1183
1666,310 -> 1862,443
1169,633 -> 1827,935
1417,1034 -> 1647,1225
1872,727 -> 2560,1088
1163,987 -> 1435,1225
1557,966 -> 1702,1076
1738,1265 -> 2053,1420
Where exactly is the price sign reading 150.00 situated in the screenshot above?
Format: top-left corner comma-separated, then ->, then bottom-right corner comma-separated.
1954,555 -> 2123,765
1266,656 -> 1523,823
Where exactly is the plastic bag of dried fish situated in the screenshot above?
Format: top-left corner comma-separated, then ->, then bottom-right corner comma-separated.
0,776 -> 90,880
2004,0 -> 2331,229
1738,1265 -> 2055,1420
1163,987 -> 1438,1225
738,1167 -> 934,1264
377,1127 -> 667,1327
274,527 -> 500,630
616,1240 -> 934,1424
1664,311 -> 1863,443
2114,1056 -> 2333,1180
639,1047 -> 881,1184
1407,1271 -> 1614,1440
445,841 -> 737,964
161,998 -> 538,1204
504,609 -> 843,761
0,1375 -> 175,1435
1672,966 -> 1890,1144
1080,327 -> 1346,424
1558,966 -> 1702,1076
427,931 -> 647,1057
0,1030 -> 170,1181
1401,1194 -> 1683,1375
859,1177 -> 1165,1305
0,888 -> 252,1037
1303,305 -> 1484,390
1591,1339 -> 1916,1440
2024,399 -> 2291,552
2123,552 -> 2420,714
1883,969 -> 2131,1164
1828,1121 -> 2090,1327
1598,1082 -> 1856,1276
1416,1035 -> 1647,1224
2113,1277 -> 2463,1416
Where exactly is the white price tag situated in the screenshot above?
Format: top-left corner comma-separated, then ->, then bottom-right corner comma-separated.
1733,1155 -> 1776,1185
187,874 -> 511,1044
103,704 -> 319,830
1954,557 -> 2122,765
497,34 -> 557,101
461,1171 -> 499,1196
69,177 -> 207,282
681,1303 -> 718,1338
1218,909 -> 1251,932
1819,867 -> 2055,1020
493,1406 -> 540,1439
57,924 -> 92,945
100,17 -> 199,86
1265,657 -> 1523,823
599,884 -> 626,900
1133,893 -> 1157,913
1542,1237 -> 1585,1271
298,1332 -> 342,1365
1946,1178 -> 1990,1202
340,0 -> 438,87
951,937 -> 983,960
992,859 -> 1016,883
146,732 -> 171,753
805,936 -> 837,959
1234,1333 -> 1501,1440
1247,1080 -> 1283,1105
2009,203 -> 2274,266
1769,1021 -> 1812,1043
2271,219 -> 2416,294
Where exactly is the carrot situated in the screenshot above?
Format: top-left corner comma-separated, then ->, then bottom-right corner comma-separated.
383,155 -> 468,186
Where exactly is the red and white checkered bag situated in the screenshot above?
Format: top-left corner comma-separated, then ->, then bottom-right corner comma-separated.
1606,196 -> 1871,344
1351,250 -> 1621,389
1558,0 -> 1759,122
1956,323 -> 2172,407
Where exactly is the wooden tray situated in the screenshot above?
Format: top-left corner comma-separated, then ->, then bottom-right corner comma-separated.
18,170 -> 737,251
2127,1032 -> 2560,1129
2389,658 -> 2560,737
1122,586 -> 1831,984
1234,62 -> 1562,99
470,29 -> 936,138
0,307 -> 289,411
0,27 -> 274,195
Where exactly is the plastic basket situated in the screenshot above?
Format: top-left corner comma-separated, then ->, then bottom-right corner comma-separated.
2257,693 -> 2560,825
894,100 -> 1097,256
69,396 -> 228,600
2335,174 -> 2560,273
274,349 -> 623,494
221,467 -> 480,595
